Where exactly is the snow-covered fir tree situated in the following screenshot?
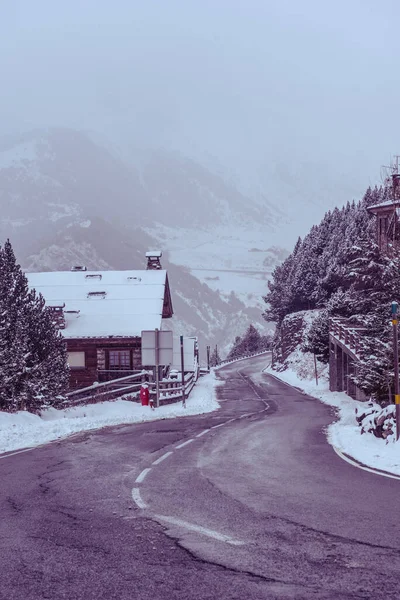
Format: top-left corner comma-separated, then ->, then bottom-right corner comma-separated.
227,324 -> 272,360
0,240 -> 69,412
209,346 -> 222,367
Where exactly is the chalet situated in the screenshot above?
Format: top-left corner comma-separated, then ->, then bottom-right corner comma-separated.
367,200 -> 400,253
26,252 -> 174,390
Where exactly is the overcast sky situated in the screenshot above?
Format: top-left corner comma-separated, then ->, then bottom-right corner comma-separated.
1,0 -> 399,196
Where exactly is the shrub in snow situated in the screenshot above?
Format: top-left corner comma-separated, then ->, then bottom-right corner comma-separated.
355,402 -> 395,440
0,239 -> 69,413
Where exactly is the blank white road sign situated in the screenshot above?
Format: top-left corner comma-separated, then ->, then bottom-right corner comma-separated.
141,330 -> 173,366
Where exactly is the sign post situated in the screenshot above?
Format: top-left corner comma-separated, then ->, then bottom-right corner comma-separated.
141,330 -> 173,408
206,345 -> 210,371
155,328 -> 160,408
392,302 -> 400,441
180,335 -> 186,408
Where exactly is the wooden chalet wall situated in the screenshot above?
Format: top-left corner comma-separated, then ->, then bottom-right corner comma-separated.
67,337 -> 142,389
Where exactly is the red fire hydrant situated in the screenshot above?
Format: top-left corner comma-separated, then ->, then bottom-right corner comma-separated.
140,384 -> 150,406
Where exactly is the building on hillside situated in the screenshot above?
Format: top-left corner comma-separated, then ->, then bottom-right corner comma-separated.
367,200 -> 400,253
27,253 -> 173,390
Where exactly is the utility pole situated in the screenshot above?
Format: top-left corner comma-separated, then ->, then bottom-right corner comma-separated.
206,345 -> 210,371
391,302 -> 400,441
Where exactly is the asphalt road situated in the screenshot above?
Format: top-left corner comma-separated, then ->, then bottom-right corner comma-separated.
1,355 -> 400,600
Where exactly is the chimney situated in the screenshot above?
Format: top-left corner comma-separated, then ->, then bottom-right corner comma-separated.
146,250 -> 162,270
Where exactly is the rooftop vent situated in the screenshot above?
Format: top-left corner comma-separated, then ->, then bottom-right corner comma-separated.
127,276 -> 142,282
146,250 -> 162,270
71,265 -> 87,272
87,291 -> 107,299
85,273 -> 102,280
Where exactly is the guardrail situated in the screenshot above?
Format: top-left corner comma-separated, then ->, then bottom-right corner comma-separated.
214,349 -> 271,369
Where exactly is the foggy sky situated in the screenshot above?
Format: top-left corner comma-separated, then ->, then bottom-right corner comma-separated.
1,0 -> 400,197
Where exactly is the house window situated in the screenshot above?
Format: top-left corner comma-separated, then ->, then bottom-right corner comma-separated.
109,350 -> 131,370
67,351 -> 86,369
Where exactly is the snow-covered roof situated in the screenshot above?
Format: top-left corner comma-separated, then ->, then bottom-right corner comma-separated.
27,269 -> 172,339
367,200 -> 400,213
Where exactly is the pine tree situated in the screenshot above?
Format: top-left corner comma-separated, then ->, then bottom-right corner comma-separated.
0,240 -> 69,412
209,346 -> 222,367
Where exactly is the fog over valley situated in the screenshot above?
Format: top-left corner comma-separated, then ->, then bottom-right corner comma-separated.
1,0 -> 399,354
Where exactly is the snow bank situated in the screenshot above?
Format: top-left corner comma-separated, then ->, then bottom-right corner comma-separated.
0,372 -> 221,454
265,351 -> 400,477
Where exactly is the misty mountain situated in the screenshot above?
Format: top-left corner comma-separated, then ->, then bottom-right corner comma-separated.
141,151 -> 277,228
0,128 -> 275,357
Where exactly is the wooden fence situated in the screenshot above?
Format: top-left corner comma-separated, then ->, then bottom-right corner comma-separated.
64,369 -> 196,407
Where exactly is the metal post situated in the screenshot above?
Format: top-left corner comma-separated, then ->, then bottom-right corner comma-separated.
180,335 -> 186,408
206,345 -> 210,371
155,328 -> 160,408
392,302 -> 400,440
313,352 -> 319,386
215,345 -> 218,366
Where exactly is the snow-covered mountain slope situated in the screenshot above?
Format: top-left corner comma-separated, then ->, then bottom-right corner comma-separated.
0,128 -> 280,357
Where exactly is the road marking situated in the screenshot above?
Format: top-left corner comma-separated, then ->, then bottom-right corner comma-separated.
131,488 -> 147,509
239,413 -> 252,419
333,446 -> 400,481
135,468 -> 151,483
196,429 -> 210,438
156,515 -> 245,546
211,423 -> 225,429
175,439 -> 194,449
0,447 -> 35,460
152,451 -> 173,465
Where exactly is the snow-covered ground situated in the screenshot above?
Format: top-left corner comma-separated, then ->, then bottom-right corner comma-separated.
0,372 -> 220,455
265,350 -> 400,477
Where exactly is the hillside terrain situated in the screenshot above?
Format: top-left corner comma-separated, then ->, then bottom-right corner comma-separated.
0,128 -> 281,356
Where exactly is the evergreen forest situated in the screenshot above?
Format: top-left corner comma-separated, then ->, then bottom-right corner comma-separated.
263,186 -> 400,402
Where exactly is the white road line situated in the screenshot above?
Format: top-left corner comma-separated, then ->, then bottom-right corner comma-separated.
135,468 -> 152,483
0,447 -> 35,460
211,423 -> 225,429
175,439 -> 194,449
333,446 -> 400,481
156,515 -> 245,546
131,488 -> 147,509
196,429 -> 210,438
152,451 -> 173,465
239,413 -> 252,419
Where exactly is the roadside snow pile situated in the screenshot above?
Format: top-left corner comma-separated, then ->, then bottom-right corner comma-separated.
265,356 -> 400,475
356,402 -> 395,440
0,371 -> 220,454
277,347 -> 328,383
